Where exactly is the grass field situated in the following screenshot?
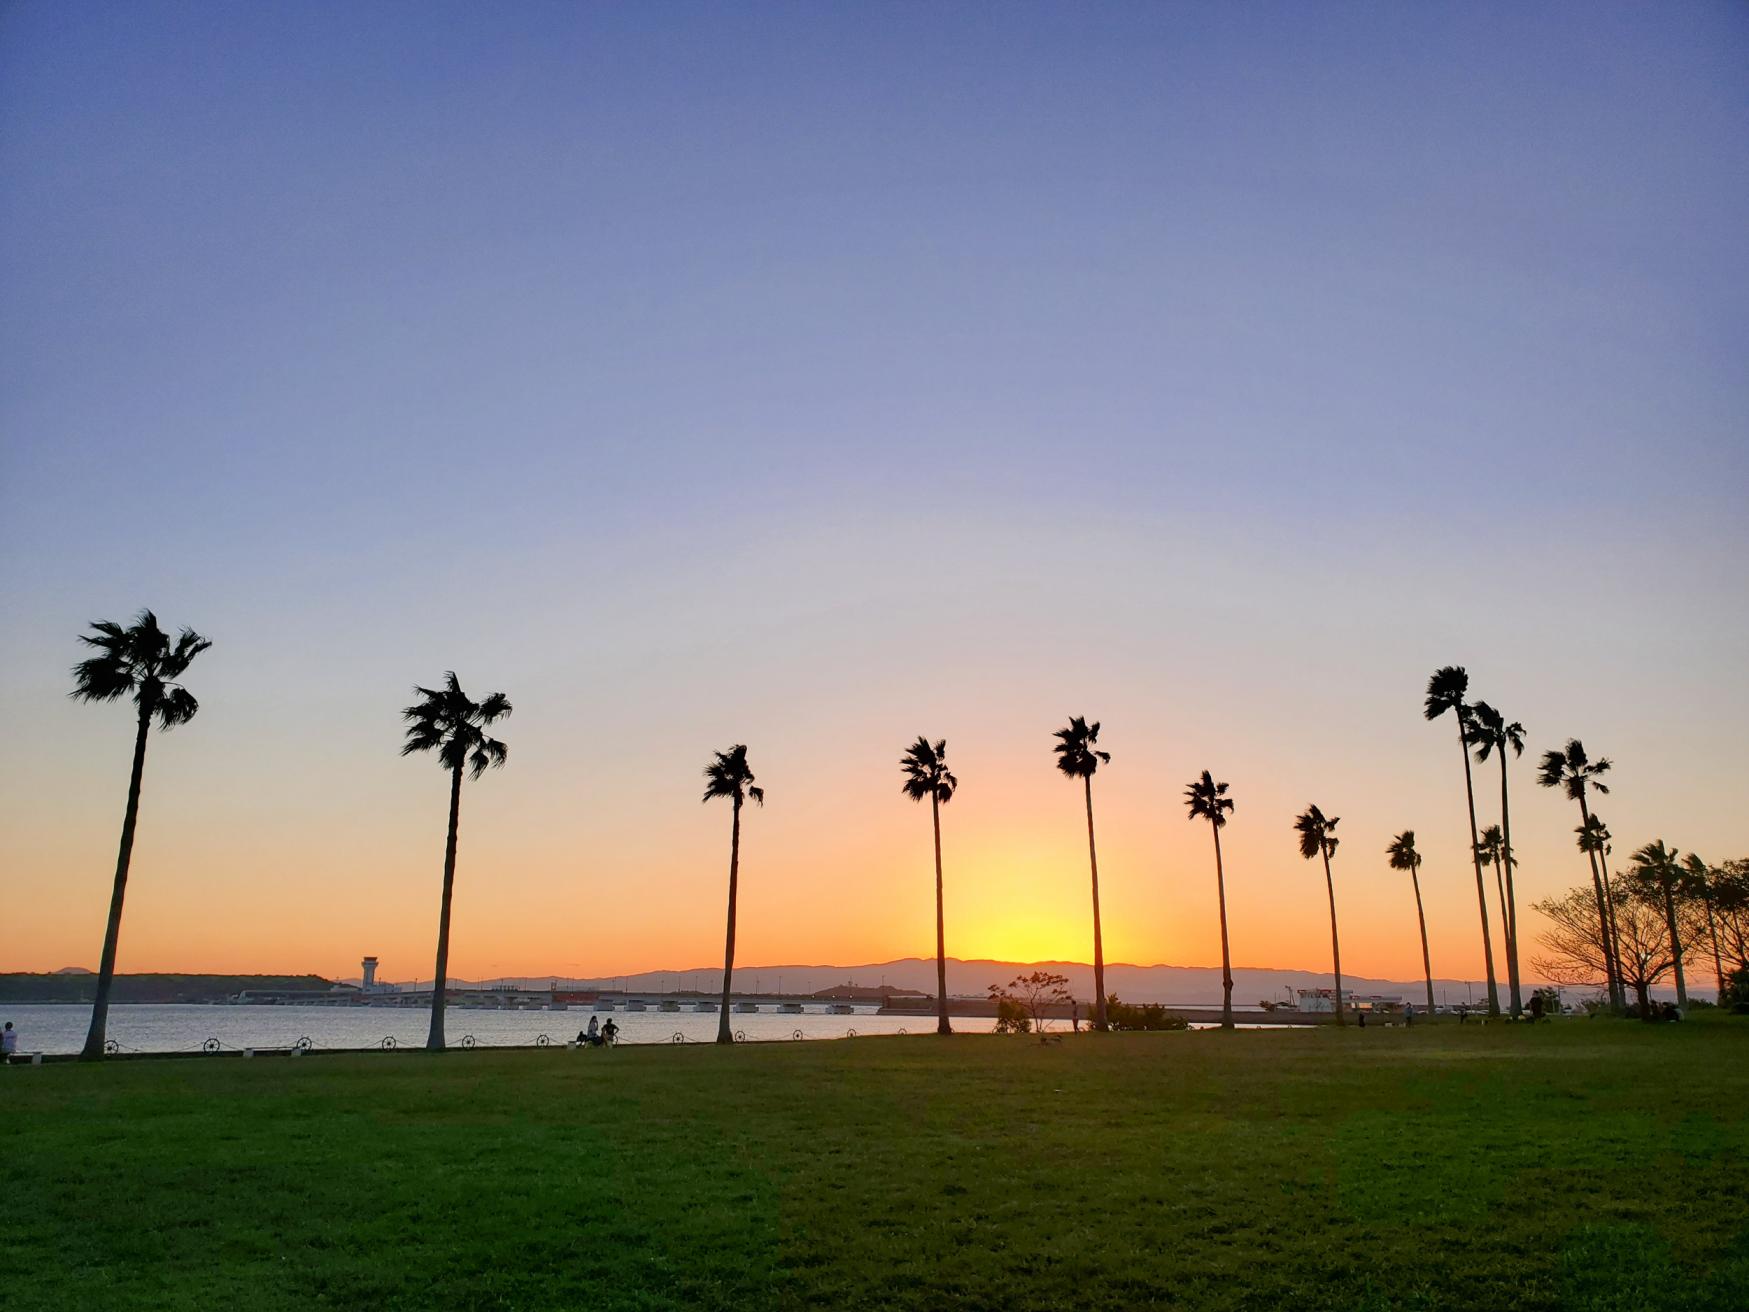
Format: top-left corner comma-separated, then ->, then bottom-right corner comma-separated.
4,1020 -> 1746,1311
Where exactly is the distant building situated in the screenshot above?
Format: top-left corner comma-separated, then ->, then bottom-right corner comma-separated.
1295,988 -> 1403,1013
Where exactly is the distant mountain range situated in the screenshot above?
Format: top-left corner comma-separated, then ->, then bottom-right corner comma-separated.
394,958 -> 1531,1009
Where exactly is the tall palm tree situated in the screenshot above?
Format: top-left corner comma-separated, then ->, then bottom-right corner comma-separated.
1475,824 -> 1515,984
1682,854 -> 1728,1005
1466,701 -> 1525,1017
1184,771 -> 1237,1030
704,744 -> 763,1045
69,611 -> 212,1060
1387,830 -> 1436,1015
1294,804 -> 1345,1024
401,673 -> 511,1052
901,737 -> 958,1035
1629,840 -> 1688,1009
1537,740 -> 1623,1010
1054,716 -> 1111,1031
1424,668 -> 1499,1016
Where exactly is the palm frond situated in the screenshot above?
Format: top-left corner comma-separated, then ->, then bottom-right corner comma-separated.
1423,665 -> 1469,722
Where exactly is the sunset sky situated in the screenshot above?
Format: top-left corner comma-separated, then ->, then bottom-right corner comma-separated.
3,4 -> 1745,987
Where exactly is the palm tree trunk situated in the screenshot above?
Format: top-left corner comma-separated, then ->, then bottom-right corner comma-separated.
80,706 -> 152,1060
425,762 -> 463,1052
717,796 -> 741,1044
1492,855 -> 1512,982
1703,891 -> 1725,1005
1577,795 -> 1623,1010
1083,775 -> 1107,1031
1596,842 -> 1626,1008
1212,822 -> 1233,1031
1412,866 -> 1435,1015
1662,885 -> 1687,1009
932,793 -> 950,1036
1457,722 -> 1500,1016
1322,849 -> 1344,1024
1498,755 -> 1523,1018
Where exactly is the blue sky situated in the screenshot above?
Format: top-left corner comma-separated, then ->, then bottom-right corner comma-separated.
2,3 -> 1745,978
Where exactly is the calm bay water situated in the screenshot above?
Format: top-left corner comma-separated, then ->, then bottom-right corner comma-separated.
3,1003 -> 1000,1055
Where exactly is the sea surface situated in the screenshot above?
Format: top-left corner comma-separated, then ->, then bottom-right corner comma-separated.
2,1002 -> 1000,1055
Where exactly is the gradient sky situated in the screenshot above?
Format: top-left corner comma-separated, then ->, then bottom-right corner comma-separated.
3,3 -> 1745,988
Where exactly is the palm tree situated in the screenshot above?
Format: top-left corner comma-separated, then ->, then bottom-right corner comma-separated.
69,611 -> 212,1060
1537,740 -> 1623,1010
1387,830 -> 1436,1015
901,737 -> 958,1035
1294,804 -> 1345,1024
401,673 -> 511,1052
1424,668 -> 1500,1016
1629,840 -> 1688,1009
704,745 -> 763,1045
1184,771 -> 1237,1029
1475,824 -> 1516,983
1466,701 -> 1525,1017
1054,716 -> 1111,1031
1683,854 -> 1728,1005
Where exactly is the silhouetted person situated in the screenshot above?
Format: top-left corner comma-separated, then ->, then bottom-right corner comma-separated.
602,1017 -> 619,1045
586,1014 -> 600,1045
1357,1010 -> 1367,1029
1529,993 -> 1545,1021
1,1021 -> 16,1060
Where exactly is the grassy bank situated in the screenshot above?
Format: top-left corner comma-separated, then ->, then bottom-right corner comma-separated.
4,1021 -> 1745,1310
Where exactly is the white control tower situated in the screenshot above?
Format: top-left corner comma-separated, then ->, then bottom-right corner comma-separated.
361,956 -> 379,991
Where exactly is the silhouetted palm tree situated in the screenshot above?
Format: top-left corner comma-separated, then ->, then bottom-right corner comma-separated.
1466,701 -> 1525,1017
1054,717 -> 1111,1031
69,611 -> 212,1060
1184,771 -> 1237,1029
1683,854 -> 1728,1005
1387,830 -> 1436,1015
1424,668 -> 1500,1016
1476,824 -> 1515,974
704,745 -> 763,1044
1294,804 -> 1345,1023
901,737 -> 958,1036
1538,740 -> 1623,1010
401,673 -> 511,1052
1629,840 -> 1687,1009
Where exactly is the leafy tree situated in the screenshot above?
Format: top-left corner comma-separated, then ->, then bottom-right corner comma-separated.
989,970 -> 1073,1033
1294,804 -> 1345,1024
1183,770 -> 1236,1029
1054,717 -> 1111,1030
991,997 -> 1032,1034
1105,995 -> 1190,1031
1722,965 -> 1749,1012
1626,841 -> 1688,1009
901,737 -> 958,1036
1424,667 -> 1500,1016
703,745 -> 763,1045
1699,859 -> 1749,988
401,673 -> 511,1051
1537,740 -> 1623,1009
1387,830 -> 1436,1014
1533,886 -> 1675,1015
1466,701 -> 1526,1017
69,611 -> 212,1060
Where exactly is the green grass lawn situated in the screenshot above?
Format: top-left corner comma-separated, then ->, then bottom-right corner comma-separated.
5,1020 -> 1746,1311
